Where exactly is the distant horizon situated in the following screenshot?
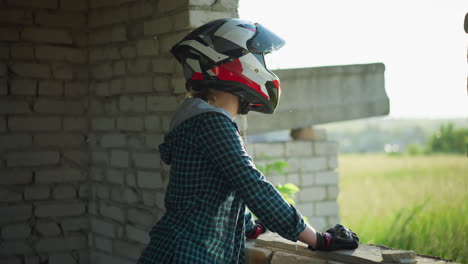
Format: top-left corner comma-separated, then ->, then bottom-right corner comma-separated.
239,0 -> 468,119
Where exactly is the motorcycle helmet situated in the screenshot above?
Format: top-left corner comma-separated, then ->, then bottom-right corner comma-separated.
171,18 -> 285,114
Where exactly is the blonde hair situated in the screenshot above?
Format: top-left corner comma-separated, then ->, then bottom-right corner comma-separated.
185,88 -> 216,103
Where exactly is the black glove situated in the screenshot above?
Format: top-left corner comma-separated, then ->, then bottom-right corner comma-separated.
309,224 -> 359,251
246,220 -> 266,239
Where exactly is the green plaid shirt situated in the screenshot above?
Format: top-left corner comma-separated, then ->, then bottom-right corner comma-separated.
138,112 -> 306,264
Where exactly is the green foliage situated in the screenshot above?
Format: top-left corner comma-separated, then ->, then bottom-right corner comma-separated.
404,143 -> 424,155
256,160 -> 289,176
426,123 -> 468,154
274,183 -> 300,205
339,154 -> 467,263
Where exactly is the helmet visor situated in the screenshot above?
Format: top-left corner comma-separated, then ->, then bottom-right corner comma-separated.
247,23 -> 286,54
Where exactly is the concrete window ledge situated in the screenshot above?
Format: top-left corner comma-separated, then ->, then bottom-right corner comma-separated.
245,232 -> 457,264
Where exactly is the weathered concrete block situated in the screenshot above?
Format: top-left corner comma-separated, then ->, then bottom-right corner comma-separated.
300,157 -> 328,172
119,96 -> 146,113
254,143 -> 285,158
24,186 -> 50,200
35,221 -> 61,236
52,63 -> 74,80
145,134 -> 164,149
0,205 -> 32,224
137,39 -> 159,56
8,116 -> 61,132
245,246 -> 272,264
291,127 -> 327,141
90,217 -> 115,238
91,63 -> 113,80
296,203 -> 314,217
381,250 -> 416,263
137,171 -> 162,189
117,117 -> 143,131
315,201 -> 339,216
286,141 -> 313,156
53,185 -> 76,199
64,117 -> 87,131
153,76 -> 170,92
0,134 -> 32,149
94,235 -> 112,253
92,117 -> 115,131
61,0 -> 87,10
0,188 -> 23,202
314,141 -> 339,155
128,208 -> 153,227
271,251 -> 327,264
110,150 -> 130,168
298,186 -> 327,202
122,187 -> 139,204
125,225 -> 149,244
101,133 -> 126,148
113,240 -> 143,260
6,0 -> 58,9
0,26 -> 20,41
10,79 -> 37,95
327,186 -> 339,200
1,223 -> 31,239
6,151 -> 60,167
152,57 -> 175,73
61,217 -> 89,233
107,168 -> 125,184
127,59 -> 152,75
315,171 -> 339,185
48,253 -> 77,264
133,152 -> 160,169
113,60 -> 126,76
36,11 -> 86,28
89,7 -> 129,28
327,157 -> 338,169
11,62 -> 50,78
36,45 -> 86,63
64,81 -> 88,97
34,134 -> 85,147
112,26 -> 127,42
35,168 -> 85,183
11,45 -> 34,59
35,202 -> 86,217
22,28 -> 72,44
308,216 -> 328,231
36,235 -> 87,253
144,116 -> 161,131
0,9 -> 33,25
39,81 -> 63,96
0,170 -> 32,185
100,202 -> 125,223
0,240 -> 33,256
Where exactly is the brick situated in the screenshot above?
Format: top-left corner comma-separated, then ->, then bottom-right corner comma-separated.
110,150 -> 129,168
95,235 -> 112,253
92,117 -> 115,131
133,152 -> 160,169
65,81 -> 88,97
315,201 -> 339,216
296,203 -> 314,217
122,187 -> 138,204
8,116 -> 61,132
112,26 -> 127,42
300,157 -> 328,172
117,117 -> 143,131
91,63 -> 113,80
0,240 -> 33,255
119,96 -> 146,112
22,28 -> 72,44
127,59 -> 152,74
287,141 -> 313,156
6,151 -> 60,167
158,0 -> 185,12
36,46 -> 86,63
24,186 -> 50,200
0,9 -> 33,25
113,60 -> 126,76
107,169 -> 124,184
10,79 -> 37,95
144,116 -> 161,131
184,10 -> 227,29
0,170 -> 32,185
121,46 -> 136,59
49,253 -> 76,264
52,63 -> 74,79
35,221 -> 61,236
0,188 -> 22,202
11,63 -> 50,78
0,99 -> 31,114
129,0 -> 153,19
0,63 -> 5,77
89,7 -> 129,28
91,252 -> 135,264
35,202 -> 86,217
327,157 -> 338,169
153,76 -> 170,92
137,171 -> 162,189
127,208 -> 152,227
1,223 -> 30,239
0,205 -> 32,224
145,134 -> 163,149
137,39 -> 159,56
24,256 -> 40,264
92,81 -> 110,96
11,45 -> 34,59
125,225 -> 149,244
271,251 -> 327,264
36,235 -> 87,253
96,184 -> 110,199
0,117 -> 5,132
245,246 -> 272,264
327,186 -> 339,200
308,216 -> 327,231
34,133 -> 85,146
64,150 -> 88,166
124,76 -> 152,93
35,168 -> 85,183
315,171 -> 339,185
144,16 -> 173,35
0,46 -> 8,59
152,57 -> 175,73
298,186 -> 327,202
88,29 -> 112,45
61,0 -> 87,10
39,81 -> 63,96
36,12 -> 86,28
53,185 -> 76,199
101,133 -> 126,148
64,117 -> 87,131
100,201 -> 125,222
61,217 -> 88,233
113,240 -> 141,259
0,27 -> 19,41
90,217 -> 115,238
313,141 -> 339,155
91,151 -> 108,165
171,77 -> 186,94
6,0 -> 58,9
147,96 -> 179,112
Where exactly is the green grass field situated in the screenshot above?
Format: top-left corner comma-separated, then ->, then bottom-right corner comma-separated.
337,154 -> 467,263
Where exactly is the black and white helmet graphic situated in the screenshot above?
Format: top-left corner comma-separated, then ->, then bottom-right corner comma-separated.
171,18 -> 286,114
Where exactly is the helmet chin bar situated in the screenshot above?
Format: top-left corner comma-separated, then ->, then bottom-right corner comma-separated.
238,97 -> 250,115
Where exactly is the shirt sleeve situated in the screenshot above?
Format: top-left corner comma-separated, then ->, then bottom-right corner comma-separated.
197,112 -> 306,241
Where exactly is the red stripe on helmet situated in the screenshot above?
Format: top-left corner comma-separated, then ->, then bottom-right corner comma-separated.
210,59 -> 269,99
272,80 -> 280,90
191,72 -> 204,80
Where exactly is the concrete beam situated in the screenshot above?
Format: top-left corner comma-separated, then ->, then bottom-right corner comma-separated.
246,63 -> 389,134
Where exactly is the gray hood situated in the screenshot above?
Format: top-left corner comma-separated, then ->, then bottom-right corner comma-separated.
169,98 -> 234,132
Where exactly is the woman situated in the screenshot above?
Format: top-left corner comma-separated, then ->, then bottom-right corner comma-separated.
138,18 -> 358,264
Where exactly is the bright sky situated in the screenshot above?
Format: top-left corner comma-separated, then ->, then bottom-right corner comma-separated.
239,0 -> 468,118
